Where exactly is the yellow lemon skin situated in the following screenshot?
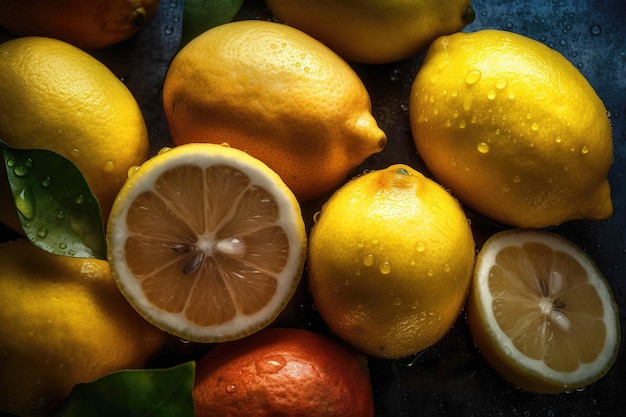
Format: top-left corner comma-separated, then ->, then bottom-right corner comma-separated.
307,165 -> 475,359
0,239 -> 166,417
0,0 -> 160,50
162,20 -> 386,202
266,0 -> 475,64
0,37 -> 150,232
410,29 -> 613,229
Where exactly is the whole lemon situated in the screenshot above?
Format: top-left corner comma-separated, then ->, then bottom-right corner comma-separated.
193,327 -> 374,417
265,0 -> 475,64
0,37 -> 150,232
0,0 -> 160,50
409,29 -> 613,229
0,239 -> 166,417
162,20 -> 387,202
307,165 -> 475,358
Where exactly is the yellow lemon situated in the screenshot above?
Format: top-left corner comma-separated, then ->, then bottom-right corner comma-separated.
307,165 -> 475,358
162,20 -> 386,202
265,0 -> 475,64
466,229 -> 620,393
0,239 -> 166,417
0,37 -> 150,232
409,29 -> 613,229
107,143 -> 307,343
0,0 -> 160,50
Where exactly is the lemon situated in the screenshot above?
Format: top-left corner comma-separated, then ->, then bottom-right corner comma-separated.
0,0 -> 160,50
466,229 -> 620,393
265,0 -> 475,64
162,20 -> 386,202
0,239 -> 166,417
0,37 -> 150,232
409,29 -> 613,229
307,165 -> 475,358
107,143 -> 307,343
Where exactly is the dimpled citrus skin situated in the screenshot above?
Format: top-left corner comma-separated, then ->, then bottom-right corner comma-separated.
307,165 -> 475,358
193,328 -> 374,417
0,240 -> 166,417
410,29 -> 613,229
0,37 -> 150,232
162,20 -> 386,202
0,0 -> 160,50
266,0 -> 475,64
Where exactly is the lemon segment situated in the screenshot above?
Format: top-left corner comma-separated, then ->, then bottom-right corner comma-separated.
409,29 -> 613,228
107,143 -> 307,343
467,229 -> 620,393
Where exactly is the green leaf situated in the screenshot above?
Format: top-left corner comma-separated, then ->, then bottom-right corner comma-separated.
0,140 -> 106,259
180,0 -> 244,47
54,362 -> 196,417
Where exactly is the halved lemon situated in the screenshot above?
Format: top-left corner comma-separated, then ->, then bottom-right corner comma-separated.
106,143 -> 307,343
467,229 -> 620,393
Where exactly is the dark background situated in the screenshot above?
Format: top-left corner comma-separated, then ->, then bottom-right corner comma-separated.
1,1 -> 625,416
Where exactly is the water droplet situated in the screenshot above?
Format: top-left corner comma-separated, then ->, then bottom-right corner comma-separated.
589,24 -> 602,36
256,355 -> 287,374
449,157 -> 457,167
464,69 -> 482,85
443,264 -> 451,273
75,195 -> 84,205
6,158 -> 15,168
363,253 -> 375,267
393,298 -> 403,306
531,122 -> 539,131
487,90 -> 497,100
14,187 -> 35,220
127,166 -> 140,178
415,241 -> 425,252
102,161 -> 115,173
477,142 -> 490,153
503,345 -> 512,356
41,177 -> 52,187
56,211 -> 65,220
37,228 -> 47,238
502,184 -> 511,192
164,25 -> 174,35
427,269 -> 434,276
458,120 -> 467,129
495,78 -> 508,89
59,243 -> 67,250
555,136 -> 562,143
357,239 -> 365,248
512,175 -> 521,183
581,145 -> 589,154
379,261 -> 392,275
507,90 -> 516,99
13,163 -> 30,177
226,384 -> 237,393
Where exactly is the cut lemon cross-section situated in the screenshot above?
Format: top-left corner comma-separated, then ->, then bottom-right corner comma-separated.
467,229 -> 620,393
106,143 -> 307,343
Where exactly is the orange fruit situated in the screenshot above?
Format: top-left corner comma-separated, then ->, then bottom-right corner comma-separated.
466,229 -> 621,393
106,144 -> 307,343
307,165 -> 475,358
162,20 -> 386,201
0,0 -> 160,50
193,327 -> 374,417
